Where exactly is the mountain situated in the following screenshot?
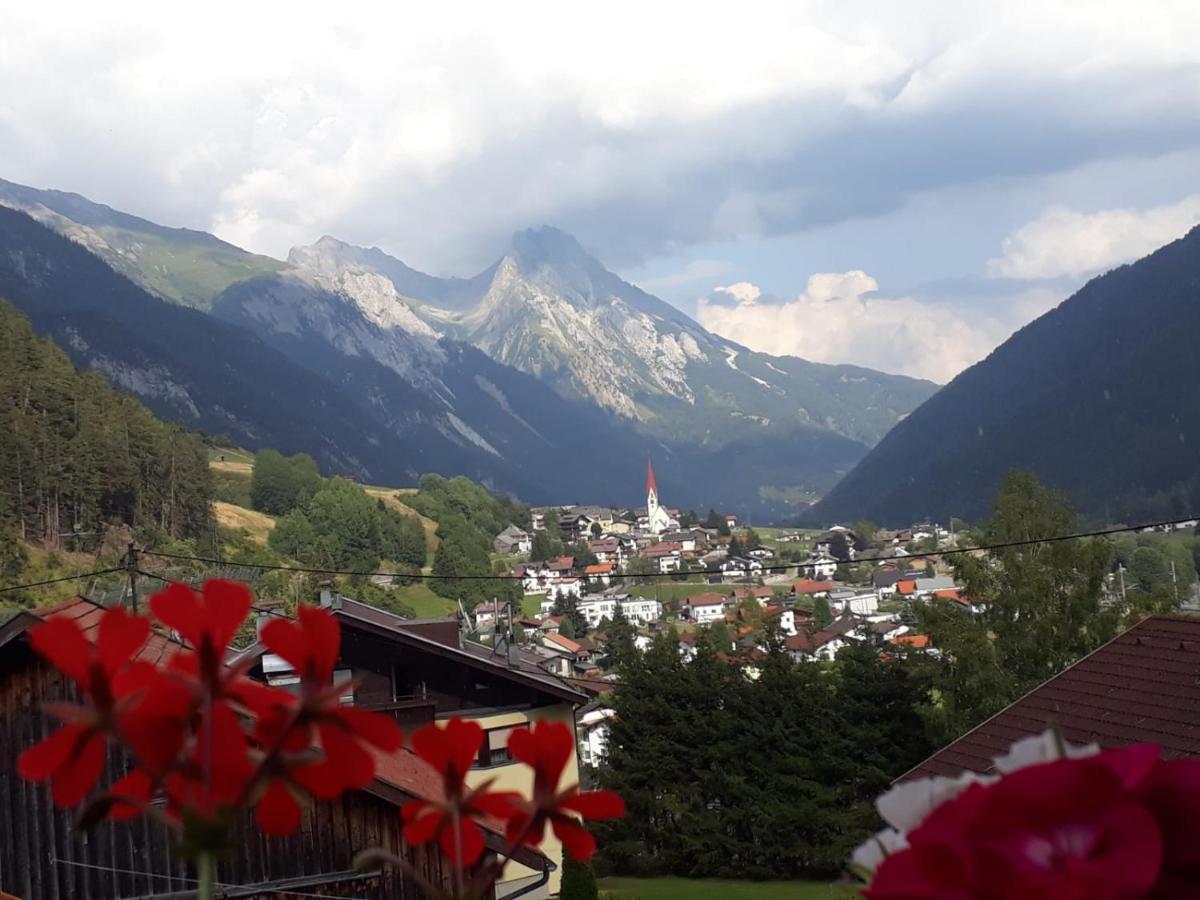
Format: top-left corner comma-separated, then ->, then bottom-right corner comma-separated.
0,177 -> 937,517
287,228 -> 935,449
0,177 -> 284,308
809,227 -> 1200,526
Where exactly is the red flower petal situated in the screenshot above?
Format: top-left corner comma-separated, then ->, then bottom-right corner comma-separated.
29,618 -> 91,689
257,780 -> 302,836
201,579 -> 252,652
401,799 -> 431,824
109,768 -> 153,821
319,723 -> 376,789
412,718 -> 482,792
261,617 -> 311,677
333,707 -> 403,752
561,790 -> 625,820
552,815 -> 597,861
51,730 -> 106,807
150,583 -> 206,648
403,805 -> 444,845
297,605 -> 340,682
291,759 -> 346,800
439,816 -> 485,866
471,791 -> 523,820
508,720 -> 573,793
96,607 -> 150,676
18,723 -> 90,782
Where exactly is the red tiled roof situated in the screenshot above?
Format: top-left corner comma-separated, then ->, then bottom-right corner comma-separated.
892,633 -> 930,648
543,631 -> 582,654
685,593 -> 728,608
793,579 -> 833,594
902,615 -> 1200,782
35,596 -> 178,664
585,563 -> 615,575
896,579 -> 917,595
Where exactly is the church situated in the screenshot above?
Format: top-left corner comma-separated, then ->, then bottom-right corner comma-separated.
641,458 -> 678,535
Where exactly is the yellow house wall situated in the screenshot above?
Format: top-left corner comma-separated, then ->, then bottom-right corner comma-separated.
459,703 -> 579,895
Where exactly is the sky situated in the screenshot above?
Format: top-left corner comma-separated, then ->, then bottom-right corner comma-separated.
3,1 -> 1200,383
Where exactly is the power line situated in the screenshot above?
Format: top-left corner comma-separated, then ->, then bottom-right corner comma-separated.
135,514 -> 1199,583
0,566 -> 125,594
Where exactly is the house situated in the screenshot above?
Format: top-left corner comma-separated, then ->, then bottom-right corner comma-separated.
869,620 -> 909,642
720,556 -> 762,578
785,616 -> 862,662
799,555 -> 839,580
584,562 -> 616,586
891,633 -> 931,651
269,592 -> 588,895
792,579 -> 834,598
775,533 -> 805,543
895,578 -> 917,597
588,538 -> 623,564
830,592 -> 880,616
684,593 -> 730,624
763,604 -> 800,636
493,524 -> 532,555
914,575 -> 958,597
900,614 -> 1200,783
577,699 -> 617,768
576,594 -> 662,628
472,599 -> 512,630
746,547 -> 775,561
521,558 -> 584,598
661,529 -> 709,552
643,542 -> 684,574
725,514 -> 738,529
0,596 -> 559,899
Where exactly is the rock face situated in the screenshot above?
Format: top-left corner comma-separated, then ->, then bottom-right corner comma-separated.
287,227 -> 936,449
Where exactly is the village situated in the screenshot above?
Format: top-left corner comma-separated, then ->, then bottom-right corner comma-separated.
468,462 -> 975,770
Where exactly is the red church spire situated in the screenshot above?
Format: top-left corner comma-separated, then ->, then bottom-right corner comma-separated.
646,458 -> 658,496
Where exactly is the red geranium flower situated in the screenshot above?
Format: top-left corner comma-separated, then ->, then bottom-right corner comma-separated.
867,745 -> 1164,900
401,717 -> 522,866
151,579 -> 250,659
258,605 -> 403,800
504,720 -> 624,861
18,607 -> 151,806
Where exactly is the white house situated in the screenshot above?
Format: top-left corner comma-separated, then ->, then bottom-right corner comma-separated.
493,525 -> 532,556
577,701 -> 617,767
785,617 -> 861,662
472,600 -> 511,630
830,592 -> 880,616
577,595 -> 662,629
720,557 -> 762,578
684,593 -> 729,624
746,547 -> 775,561
799,555 -> 839,580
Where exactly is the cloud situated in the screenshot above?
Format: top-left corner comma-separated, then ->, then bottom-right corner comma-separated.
3,2 -> 1200,271
714,282 -> 764,304
988,195 -> 1200,280
697,273 -> 1053,383
637,259 -> 733,292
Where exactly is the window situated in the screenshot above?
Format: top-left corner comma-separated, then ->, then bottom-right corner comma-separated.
477,723 -> 530,768
333,668 -> 354,706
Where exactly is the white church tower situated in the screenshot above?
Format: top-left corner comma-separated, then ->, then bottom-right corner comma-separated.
646,458 -> 673,534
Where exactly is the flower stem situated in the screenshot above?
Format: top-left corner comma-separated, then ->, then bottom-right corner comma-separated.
197,853 -> 216,900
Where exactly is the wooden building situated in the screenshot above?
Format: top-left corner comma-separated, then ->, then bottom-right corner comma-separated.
0,596 -> 567,899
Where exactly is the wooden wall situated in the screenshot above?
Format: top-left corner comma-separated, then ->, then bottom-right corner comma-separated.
0,643 -> 461,899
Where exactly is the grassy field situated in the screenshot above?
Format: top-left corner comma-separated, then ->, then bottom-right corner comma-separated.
392,583 -> 457,617
626,581 -> 727,602
598,877 -> 857,899
213,500 -> 276,543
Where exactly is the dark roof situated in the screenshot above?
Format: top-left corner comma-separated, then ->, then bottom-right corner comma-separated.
902,614 -> 1200,782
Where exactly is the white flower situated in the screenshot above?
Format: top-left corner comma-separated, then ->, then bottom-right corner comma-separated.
991,729 -> 1100,774
851,827 -> 908,874
875,769 -> 992,834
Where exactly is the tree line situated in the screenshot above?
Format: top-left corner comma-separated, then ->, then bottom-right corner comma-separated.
255,451 -> 426,573
0,300 -> 213,557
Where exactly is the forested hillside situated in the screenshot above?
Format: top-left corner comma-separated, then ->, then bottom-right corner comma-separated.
811,226 -> 1200,525
0,300 -> 213,549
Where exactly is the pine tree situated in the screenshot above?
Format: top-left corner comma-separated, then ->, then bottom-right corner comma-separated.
559,856 -> 599,900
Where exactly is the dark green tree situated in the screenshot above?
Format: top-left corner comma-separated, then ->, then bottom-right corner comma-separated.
250,448 -> 322,515
559,856 -> 598,900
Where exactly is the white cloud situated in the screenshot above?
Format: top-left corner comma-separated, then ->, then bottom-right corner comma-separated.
698,273 -> 1054,383
988,195 -> 1200,280
714,282 -> 764,304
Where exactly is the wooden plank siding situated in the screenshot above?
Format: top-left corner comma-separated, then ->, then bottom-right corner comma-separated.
0,643 -> 468,899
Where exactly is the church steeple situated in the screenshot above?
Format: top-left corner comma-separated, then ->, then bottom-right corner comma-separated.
646,458 -> 658,499
646,458 -> 660,524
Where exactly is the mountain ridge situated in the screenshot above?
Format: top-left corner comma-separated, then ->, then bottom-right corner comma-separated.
807,225 -> 1200,525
